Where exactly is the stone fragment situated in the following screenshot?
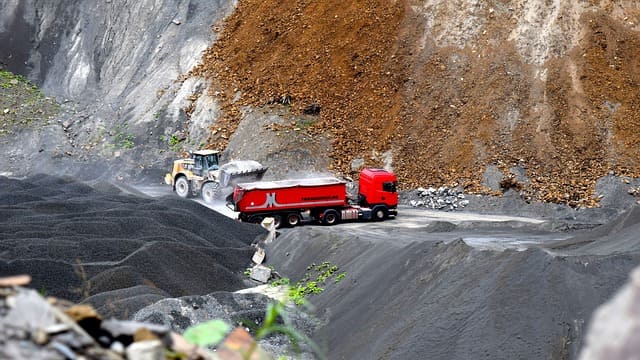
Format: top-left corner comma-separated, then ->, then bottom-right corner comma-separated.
125,339 -> 164,360
0,275 -> 31,287
250,265 -> 272,283
101,319 -> 168,339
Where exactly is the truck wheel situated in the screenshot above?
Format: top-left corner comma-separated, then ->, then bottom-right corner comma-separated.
272,215 -> 282,229
286,213 -> 301,227
248,215 -> 263,224
322,209 -> 340,226
175,177 -> 190,198
372,206 -> 388,221
201,182 -> 220,204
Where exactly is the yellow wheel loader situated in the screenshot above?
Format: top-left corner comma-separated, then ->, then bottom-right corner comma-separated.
164,150 -> 267,203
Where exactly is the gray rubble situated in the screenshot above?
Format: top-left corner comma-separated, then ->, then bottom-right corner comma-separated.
0,285 -> 278,360
408,186 -> 470,211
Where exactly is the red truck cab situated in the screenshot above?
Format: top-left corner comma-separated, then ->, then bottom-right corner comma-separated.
358,168 -> 398,216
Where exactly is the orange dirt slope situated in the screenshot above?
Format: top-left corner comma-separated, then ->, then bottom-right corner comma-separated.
194,0 -> 640,207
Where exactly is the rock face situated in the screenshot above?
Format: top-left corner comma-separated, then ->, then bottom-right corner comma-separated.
194,0 -> 640,207
2,1 -> 640,205
0,0 -> 235,180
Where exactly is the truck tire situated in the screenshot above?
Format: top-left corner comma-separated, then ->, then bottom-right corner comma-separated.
372,205 -> 388,221
201,182 -> 220,204
247,215 -> 264,224
286,213 -> 301,227
175,176 -> 190,198
272,215 -> 282,229
322,209 -> 340,226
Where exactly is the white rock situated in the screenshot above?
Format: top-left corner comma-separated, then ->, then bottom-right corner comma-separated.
250,265 -> 272,283
126,340 -> 164,360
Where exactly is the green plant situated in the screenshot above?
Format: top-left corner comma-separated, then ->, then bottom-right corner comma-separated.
272,261 -> 345,306
0,70 -> 45,100
183,319 -> 231,348
169,134 -> 180,146
270,277 -> 290,286
0,70 -> 28,89
113,124 -> 135,149
168,134 -> 182,151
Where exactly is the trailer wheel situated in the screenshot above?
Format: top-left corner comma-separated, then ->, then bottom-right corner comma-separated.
201,182 -> 220,204
372,206 -> 388,221
248,215 -> 263,224
322,209 -> 340,226
286,213 -> 301,227
272,215 -> 283,229
175,176 -> 190,198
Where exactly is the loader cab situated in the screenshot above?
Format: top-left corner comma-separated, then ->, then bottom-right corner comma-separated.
191,150 -> 220,176
358,168 -> 398,208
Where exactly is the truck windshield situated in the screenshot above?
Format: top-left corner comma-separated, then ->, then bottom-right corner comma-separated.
382,181 -> 397,193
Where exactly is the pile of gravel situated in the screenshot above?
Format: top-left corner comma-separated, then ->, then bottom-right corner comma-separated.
406,186 -> 469,211
0,175 -> 266,318
265,212 -> 640,360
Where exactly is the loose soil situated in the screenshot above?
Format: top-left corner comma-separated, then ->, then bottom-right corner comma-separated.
194,0 -> 640,208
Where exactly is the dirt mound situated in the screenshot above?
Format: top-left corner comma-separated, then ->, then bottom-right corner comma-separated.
0,175 -> 265,317
195,0 -> 640,207
547,204 -> 640,255
265,228 -> 640,359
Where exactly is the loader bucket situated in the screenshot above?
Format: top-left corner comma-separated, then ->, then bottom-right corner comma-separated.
219,160 -> 268,187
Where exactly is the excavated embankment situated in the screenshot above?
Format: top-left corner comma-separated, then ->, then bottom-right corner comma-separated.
197,0 -> 640,207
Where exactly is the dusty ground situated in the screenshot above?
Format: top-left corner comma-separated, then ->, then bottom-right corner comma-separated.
194,0 -> 640,208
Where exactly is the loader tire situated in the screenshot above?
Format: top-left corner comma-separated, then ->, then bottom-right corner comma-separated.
201,182 -> 220,204
175,177 -> 190,198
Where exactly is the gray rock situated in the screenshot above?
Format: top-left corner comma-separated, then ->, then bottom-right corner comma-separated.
351,158 -> 365,171
126,340 -> 164,360
509,165 -> 530,185
250,265 -> 272,283
101,319 -> 169,338
1,289 -> 56,330
133,292 -> 271,333
483,164 -> 504,191
580,266 -> 640,360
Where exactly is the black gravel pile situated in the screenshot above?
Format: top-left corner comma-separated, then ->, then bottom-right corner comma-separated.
0,175 -> 265,317
266,221 -> 640,360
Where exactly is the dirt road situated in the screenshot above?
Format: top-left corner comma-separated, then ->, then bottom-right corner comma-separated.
136,184 -> 571,251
